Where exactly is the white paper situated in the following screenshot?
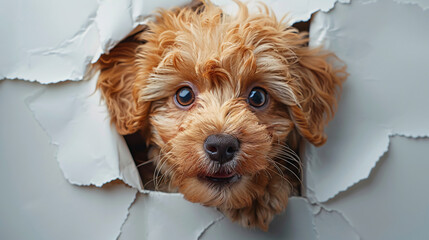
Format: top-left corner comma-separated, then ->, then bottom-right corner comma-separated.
0,0 -> 189,84
313,207 -> 359,240
27,73 -> 143,189
119,192 -> 225,240
0,80 -> 138,240
201,198 -> 318,240
393,0 -> 429,9
306,0 -> 429,202
322,136 -> 429,239
201,197 -> 360,240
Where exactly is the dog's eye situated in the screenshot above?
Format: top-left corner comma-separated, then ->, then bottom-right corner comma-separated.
248,87 -> 268,108
175,87 -> 195,107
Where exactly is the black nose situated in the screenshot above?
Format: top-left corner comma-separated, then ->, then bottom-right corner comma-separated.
204,134 -> 240,164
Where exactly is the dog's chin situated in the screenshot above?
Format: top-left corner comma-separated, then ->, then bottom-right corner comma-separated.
176,171 -> 269,209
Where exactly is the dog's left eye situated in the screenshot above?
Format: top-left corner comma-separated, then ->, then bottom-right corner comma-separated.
248,87 -> 268,108
175,87 -> 195,107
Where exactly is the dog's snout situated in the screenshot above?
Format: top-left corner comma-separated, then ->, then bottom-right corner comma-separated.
204,134 -> 240,164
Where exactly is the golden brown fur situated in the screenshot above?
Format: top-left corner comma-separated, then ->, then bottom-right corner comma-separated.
96,1 -> 346,230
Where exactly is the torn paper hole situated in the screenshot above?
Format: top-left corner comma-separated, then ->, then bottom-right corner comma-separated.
305,0 -> 429,202
20,0 -> 355,192
91,0 -> 350,193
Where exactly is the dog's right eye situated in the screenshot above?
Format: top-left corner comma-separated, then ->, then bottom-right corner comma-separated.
175,87 -> 195,107
248,87 -> 268,108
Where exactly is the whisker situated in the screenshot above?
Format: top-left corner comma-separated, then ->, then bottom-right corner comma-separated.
136,160 -> 154,168
269,151 -> 302,174
272,154 -> 301,172
270,145 -> 301,164
155,156 -> 174,189
266,166 -> 293,190
273,143 -> 301,160
269,144 -> 303,172
263,169 -> 273,179
268,157 -> 285,178
271,157 -> 302,186
152,145 -> 175,190
158,160 -> 180,188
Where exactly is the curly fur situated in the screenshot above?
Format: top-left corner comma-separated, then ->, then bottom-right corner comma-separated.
96,0 -> 346,230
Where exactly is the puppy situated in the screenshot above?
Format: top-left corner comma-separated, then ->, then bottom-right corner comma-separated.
96,1 -> 346,230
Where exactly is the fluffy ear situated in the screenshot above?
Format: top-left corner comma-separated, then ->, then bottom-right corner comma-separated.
289,47 -> 347,146
95,32 -> 150,135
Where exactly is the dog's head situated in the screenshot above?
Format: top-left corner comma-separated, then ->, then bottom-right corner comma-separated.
97,1 -> 345,212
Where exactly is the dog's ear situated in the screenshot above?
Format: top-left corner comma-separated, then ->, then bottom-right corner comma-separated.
96,30 -> 150,136
289,47 -> 347,146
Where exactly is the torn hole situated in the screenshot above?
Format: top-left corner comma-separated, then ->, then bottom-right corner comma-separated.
94,0 -> 347,231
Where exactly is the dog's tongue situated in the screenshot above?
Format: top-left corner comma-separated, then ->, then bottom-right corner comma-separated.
207,171 -> 235,178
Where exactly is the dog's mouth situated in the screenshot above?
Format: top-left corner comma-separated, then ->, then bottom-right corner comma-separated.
199,170 -> 241,184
